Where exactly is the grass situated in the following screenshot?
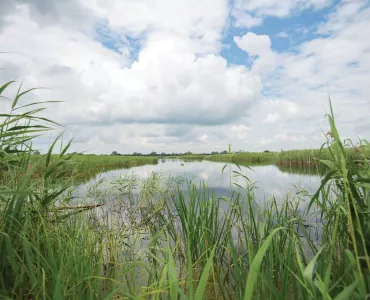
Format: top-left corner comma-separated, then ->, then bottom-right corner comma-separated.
180,152 -> 277,166
277,147 -> 369,166
207,152 -> 277,165
2,154 -> 158,185
34,154 -> 158,181
181,146 -> 369,171
1,80 -> 370,299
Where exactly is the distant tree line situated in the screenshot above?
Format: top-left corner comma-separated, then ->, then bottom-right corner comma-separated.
111,150 -> 239,156
60,150 -> 273,156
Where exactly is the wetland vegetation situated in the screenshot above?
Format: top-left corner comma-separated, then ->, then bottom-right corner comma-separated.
1,80 -> 370,299
179,147 -> 369,170
32,154 -> 158,182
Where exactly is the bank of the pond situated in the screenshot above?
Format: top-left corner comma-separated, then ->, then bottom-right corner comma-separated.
69,155 -> 158,180
173,152 -> 277,165
22,154 -> 159,182
176,146 -> 369,168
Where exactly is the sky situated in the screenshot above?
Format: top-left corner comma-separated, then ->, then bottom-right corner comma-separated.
0,0 -> 369,154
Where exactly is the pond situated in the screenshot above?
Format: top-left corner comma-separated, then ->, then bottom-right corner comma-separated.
76,158 -> 322,208
73,158 -> 325,260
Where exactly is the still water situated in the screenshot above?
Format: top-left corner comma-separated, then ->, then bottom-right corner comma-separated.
75,159 -> 324,258
77,159 -> 322,206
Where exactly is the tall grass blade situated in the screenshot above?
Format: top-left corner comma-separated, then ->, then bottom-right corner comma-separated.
243,228 -> 284,300
194,246 -> 216,300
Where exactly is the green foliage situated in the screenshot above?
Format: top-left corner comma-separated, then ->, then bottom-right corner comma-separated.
0,81 -> 78,297
1,80 -> 370,299
277,146 -> 369,166
180,144 -> 368,169
182,151 -> 277,166
24,154 -> 158,183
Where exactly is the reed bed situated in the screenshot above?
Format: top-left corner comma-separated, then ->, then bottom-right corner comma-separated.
69,154 -> 158,170
1,81 -> 370,299
183,148 -> 368,169
21,154 -> 158,183
182,152 -> 277,166
208,152 -> 277,165
277,147 -> 369,166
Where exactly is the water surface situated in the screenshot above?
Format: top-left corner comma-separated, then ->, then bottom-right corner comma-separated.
75,159 -> 324,256
77,159 -> 321,206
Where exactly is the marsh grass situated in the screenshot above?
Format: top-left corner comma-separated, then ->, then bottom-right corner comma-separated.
277,147 -> 369,166
25,154 -> 158,183
181,142 -> 369,169
182,152 -> 277,166
1,81 -> 370,299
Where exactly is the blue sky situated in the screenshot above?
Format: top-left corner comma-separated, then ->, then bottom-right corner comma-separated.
0,0 -> 369,154
223,2 -> 336,62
